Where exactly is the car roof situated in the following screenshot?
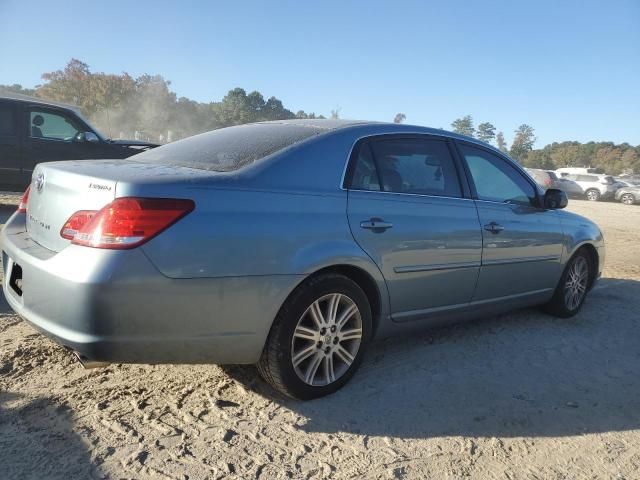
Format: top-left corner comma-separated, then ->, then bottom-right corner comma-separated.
0,92 -> 81,113
258,118 -> 509,157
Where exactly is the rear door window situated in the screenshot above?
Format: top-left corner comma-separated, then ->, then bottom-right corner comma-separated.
28,109 -> 80,141
368,138 -> 462,197
348,142 -> 381,191
577,175 -> 597,182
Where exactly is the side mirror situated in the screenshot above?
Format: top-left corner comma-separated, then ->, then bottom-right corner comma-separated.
544,188 -> 568,209
74,131 -> 100,143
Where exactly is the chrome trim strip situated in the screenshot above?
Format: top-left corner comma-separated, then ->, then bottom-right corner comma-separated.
470,288 -> 554,306
392,287 -> 553,321
482,255 -> 560,266
348,188 -> 474,202
394,261 -> 481,273
393,301 -> 469,319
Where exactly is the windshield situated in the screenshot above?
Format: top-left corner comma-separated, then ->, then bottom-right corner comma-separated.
131,123 -> 325,172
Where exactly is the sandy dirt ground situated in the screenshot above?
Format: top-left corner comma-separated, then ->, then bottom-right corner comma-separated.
1,197 -> 639,479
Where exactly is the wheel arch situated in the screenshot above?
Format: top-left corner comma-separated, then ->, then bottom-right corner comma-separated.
569,242 -> 599,290
577,243 -> 599,290
305,264 -> 383,335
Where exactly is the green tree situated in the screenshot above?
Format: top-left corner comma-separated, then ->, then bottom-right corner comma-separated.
621,149 -> 640,174
510,124 -> 536,162
476,122 -> 496,144
37,59 -> 136,118
0,83 -> 37,96
451,115 -> 475,137
523,149 -> 554,169
496,131 -> 508,152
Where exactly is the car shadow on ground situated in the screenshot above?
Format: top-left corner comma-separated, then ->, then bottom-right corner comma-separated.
0,391 -> 103,479
225,277 -> 640,440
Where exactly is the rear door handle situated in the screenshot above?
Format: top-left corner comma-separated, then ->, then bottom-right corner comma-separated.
360,218 -> 393,231
484,222 -> 504,234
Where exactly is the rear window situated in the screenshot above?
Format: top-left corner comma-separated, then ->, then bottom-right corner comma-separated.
577,175 -> 598,182
131,123 -> 325,172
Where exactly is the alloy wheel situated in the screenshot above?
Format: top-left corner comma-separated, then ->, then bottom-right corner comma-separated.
291,293 -> 363,386
621,194 -> 635,205
586,190 -> 600,201
564,256 -> 589,311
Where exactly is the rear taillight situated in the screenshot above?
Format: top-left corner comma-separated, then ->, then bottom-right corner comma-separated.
60,210 -> 98,240
17,186 -> 30,213
544,178 -> 552,187
69,197 -> 194,249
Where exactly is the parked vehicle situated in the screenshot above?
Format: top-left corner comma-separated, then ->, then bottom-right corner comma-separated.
556,167 -> 604,177
617,174 -> 640,186
555,175 -> 584,197
560,173 -> 618,201
524,168 -> 559,190
0,94 -> 158,190
615,185 -> 640,205
1,120 -> 605,399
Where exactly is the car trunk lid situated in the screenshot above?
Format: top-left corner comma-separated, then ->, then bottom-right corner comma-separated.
25,159 -> 216,253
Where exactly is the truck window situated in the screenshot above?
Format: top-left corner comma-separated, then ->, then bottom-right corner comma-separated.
28,109 -> 80,141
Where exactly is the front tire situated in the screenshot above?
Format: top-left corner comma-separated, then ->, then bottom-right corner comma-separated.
544,250 -> 592,318
621,193 -> 636,205
257,273 -> 372,400
585,189 -> 601,201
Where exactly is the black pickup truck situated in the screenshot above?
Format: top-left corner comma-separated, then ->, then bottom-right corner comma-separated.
0,94 -> 158,191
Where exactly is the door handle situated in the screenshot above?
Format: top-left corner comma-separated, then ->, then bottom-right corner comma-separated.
360,218 -> 393,231
484,222 -> 504,234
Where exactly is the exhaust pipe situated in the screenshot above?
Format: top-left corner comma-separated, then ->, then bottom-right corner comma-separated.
73,351 -> 110,369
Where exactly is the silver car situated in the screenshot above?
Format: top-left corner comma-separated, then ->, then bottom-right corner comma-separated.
615,185 -> 640,205
1,120 -> 605,399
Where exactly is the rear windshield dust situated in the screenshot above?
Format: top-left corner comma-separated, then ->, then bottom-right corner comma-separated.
130,123 -> 325,172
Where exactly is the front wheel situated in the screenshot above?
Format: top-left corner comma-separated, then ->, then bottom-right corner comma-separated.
543,250 -> 592,318
621,193 -> 636,205
585,189 -> 601,201
257,273 -> 372,399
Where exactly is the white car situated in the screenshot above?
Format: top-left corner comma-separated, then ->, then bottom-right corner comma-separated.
556,167 -> 603,176
559,173 -> 617,201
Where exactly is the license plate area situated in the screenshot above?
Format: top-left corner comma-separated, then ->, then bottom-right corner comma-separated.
9,261 -> 23,297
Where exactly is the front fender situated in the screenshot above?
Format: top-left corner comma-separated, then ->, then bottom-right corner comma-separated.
558,210 -> 605,279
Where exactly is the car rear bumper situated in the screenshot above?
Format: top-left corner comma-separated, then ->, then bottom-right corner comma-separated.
1,212 -> 302,364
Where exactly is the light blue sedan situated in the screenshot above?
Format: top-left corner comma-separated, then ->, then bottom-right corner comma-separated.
1,120 -> 604,399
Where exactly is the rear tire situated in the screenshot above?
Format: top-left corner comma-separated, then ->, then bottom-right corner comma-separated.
543,250 -> 592,318
621,193 -> 636,205
585,189 -> 601,201
257,273 -> 372,400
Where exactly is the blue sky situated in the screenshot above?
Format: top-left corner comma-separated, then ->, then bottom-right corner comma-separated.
1,0 -> 638,147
